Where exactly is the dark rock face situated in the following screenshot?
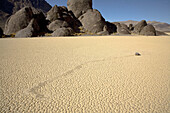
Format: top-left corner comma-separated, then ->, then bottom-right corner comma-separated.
15,11 -> 49,38
105,21 -> 117,34
129,24 -> 134,31
5,7 -> 49,35
116,23 -> 131,34
0,27 -> 3,37
140,24 -> 156,36
4,7 -> 34,35
47,5 -> 81,32
48,20 -> 70,31
67,0 -> 92,18
133,20 -> 147,34
33,11 -> 49,34
0,0 -> 51,29
79,9 -> 106,33
52,27 -> 74,37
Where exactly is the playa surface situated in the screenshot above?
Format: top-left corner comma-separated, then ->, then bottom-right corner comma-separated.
0,36 -> 170,112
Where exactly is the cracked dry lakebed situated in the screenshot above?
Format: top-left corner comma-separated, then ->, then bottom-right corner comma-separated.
0,36 -> 170,112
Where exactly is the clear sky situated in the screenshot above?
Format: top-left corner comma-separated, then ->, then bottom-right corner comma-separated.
46,0 -> 170,24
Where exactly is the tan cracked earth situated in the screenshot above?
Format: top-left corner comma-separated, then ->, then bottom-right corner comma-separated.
0,36 -> 170,112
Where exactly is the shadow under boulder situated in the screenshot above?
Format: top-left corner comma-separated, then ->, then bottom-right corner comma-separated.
0,27 -> 3,37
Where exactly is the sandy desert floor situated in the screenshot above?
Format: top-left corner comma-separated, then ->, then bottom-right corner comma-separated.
0,36 -> 170,112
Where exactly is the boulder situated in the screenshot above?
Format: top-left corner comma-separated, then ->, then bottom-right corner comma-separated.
52,27 -> 74,37
117,23 -> 131,34
133,20 -> 147,34
79,9 -> 106,33
15,19 -> 38,38
140,24 -> 156,36
15,12 -> 48,38
4,7 -> 34,35
46,5 -> 63,22
48,20 -> 70,31
67,0 -> 92,18
0,27 -> 3,37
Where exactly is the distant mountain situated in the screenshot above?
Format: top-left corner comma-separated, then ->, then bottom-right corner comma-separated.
117,20 -> 170,32
0,0 -> 52,29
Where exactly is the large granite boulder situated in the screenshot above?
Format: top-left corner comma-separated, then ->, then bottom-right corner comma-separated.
67,0 -> 92,18
15,19 -> 39,38
0,27 -> 3,37
116,23 -> 131,34
133,20 -> 147,34
52,27 -> 74,37
140,24 -> 156,36
79,9 -> 106,33
48,20 -> 70,31
4,7 -> 34,35
15,12 -> 48,38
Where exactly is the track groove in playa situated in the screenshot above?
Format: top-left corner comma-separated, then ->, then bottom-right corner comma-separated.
28,55 -> 134,98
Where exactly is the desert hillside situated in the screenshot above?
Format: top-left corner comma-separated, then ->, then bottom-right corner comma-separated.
0,36 -> 170,112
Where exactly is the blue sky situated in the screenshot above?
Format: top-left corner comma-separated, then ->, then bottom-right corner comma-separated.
46,0 -> 170,24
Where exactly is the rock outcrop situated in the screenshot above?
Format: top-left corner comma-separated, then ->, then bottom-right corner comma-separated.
67,0 -> 92,18
47,5 -> 81,32
5,7 -> 49,36
4,7 -> 33,35
0,0 -> 51,29
52,27 -> 74,37
15,10 -> 49,38
133,20 -> 147,34
140,24 -> 156,36
79,9 -> 106,33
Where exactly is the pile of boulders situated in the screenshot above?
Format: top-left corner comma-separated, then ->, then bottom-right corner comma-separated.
2,0 -> 167,38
